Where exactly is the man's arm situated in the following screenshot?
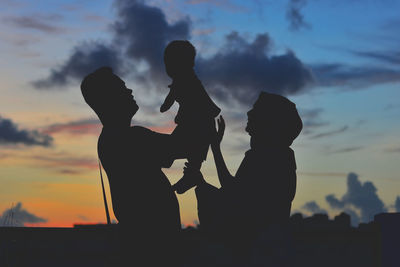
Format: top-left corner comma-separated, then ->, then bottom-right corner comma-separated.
211,116 -> 235,187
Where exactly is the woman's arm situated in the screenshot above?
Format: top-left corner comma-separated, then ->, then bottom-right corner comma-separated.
211,116 -> 235,187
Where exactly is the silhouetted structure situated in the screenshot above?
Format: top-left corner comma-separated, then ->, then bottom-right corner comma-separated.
374,212 -> 400,267
0,212 -> 389,266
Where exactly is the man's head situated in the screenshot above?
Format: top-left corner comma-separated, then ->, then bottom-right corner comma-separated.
81,67 -> 138,126
246,92 -> 302,146
164,40 -> 196,78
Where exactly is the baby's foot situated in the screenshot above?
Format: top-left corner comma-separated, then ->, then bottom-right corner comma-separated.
172,164 -> 202,194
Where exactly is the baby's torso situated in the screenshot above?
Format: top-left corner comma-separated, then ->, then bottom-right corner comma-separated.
171,75 -> 221,124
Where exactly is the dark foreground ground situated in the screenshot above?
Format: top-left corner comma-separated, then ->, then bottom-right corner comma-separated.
1,212 -> 399,267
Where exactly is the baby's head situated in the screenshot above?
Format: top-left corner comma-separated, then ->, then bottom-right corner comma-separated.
164,40 -> 196,78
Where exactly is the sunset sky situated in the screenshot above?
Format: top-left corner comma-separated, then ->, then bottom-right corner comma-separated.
0,0 -> 399,227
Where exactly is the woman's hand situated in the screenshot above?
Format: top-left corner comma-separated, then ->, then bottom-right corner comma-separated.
213,115 -> 225,146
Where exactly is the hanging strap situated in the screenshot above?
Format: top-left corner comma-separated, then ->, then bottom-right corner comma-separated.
98,159 -> 111,225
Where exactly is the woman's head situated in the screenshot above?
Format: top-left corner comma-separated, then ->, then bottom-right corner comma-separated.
246,92 -> 302,146
81,67 -> 139,126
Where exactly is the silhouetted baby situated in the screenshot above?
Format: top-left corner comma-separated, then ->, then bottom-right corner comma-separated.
161,40 -> 221,194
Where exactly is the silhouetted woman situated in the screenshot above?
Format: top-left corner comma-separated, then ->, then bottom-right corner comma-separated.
193,92 -> 302,266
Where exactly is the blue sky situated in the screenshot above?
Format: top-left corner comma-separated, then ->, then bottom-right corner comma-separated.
0,0 -> 399,226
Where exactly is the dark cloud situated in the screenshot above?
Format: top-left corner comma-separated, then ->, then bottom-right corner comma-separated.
310,125 -> 348,139
325,172 -> 386,223
0,115 -> 53,147
3,14 -> 66,34
112,0 -> 191,81
326,194 -> 345,209
33,42 -> 123,89
286,0 -> 310,31
33,0 -> 190,89
34,0 -> 313,106
1,202 -> 47,226
311,63 -> 400,89
351,50 -> 400,65
197,31 -> 314,105
302,201 -> 327,214
395,196 -> 400,212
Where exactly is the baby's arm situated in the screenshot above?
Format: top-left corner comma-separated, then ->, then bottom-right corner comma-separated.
160,90 -> 175,112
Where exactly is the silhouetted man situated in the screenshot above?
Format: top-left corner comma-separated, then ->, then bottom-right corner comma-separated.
81,67 -> 180,266
192,92 -> 302,266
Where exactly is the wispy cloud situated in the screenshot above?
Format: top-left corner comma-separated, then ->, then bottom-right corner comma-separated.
42,118 -> 101,136
328,146 -> 364,154
311,63 -> 400,89
310,125 -> 348,139
29,152 -> 98,172
286,0 -> 310,32
351,49 -> 400,65
185,0 -> 249,13
299,108 -> 329,135
3,14 -> 67,34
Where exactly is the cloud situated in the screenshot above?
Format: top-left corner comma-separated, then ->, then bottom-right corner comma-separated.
42,118 -> 102,136
112,0 -> 191,81
42,117 -> 175,136
77,214 -> 90,221
31,153 -> 98,171
0,115 -> 53,147
326,194 -> 345,209
395,196 -> 400,212
286,0 -> 310,31
3,14 -> 66,34
302,201 -> 327,214
185,0 -> 248,13
33,0 -> 191,89
33,0 -> 313,107
33,42 -> 123,89
311,63 -> 400,89
197,31 -> 314,105
325,172 -> 386,223
310,125 -> 348,139
1,202 -> 47,226
328,146 -> 364,154
351,49 -> 400,65
299,108 -> 329,135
